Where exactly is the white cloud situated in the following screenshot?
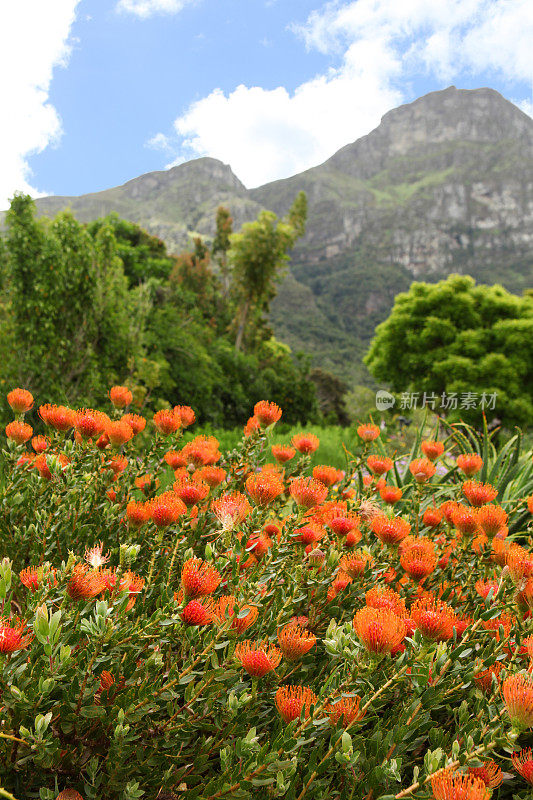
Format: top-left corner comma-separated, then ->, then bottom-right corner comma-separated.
0,1 -> 80,209
157,0 -> 533,188
517,98 -> 533,118
146,132 -> 173,151
116,0 -> 196,18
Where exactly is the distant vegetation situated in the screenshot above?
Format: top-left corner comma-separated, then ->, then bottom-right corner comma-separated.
0,194 -> 320,428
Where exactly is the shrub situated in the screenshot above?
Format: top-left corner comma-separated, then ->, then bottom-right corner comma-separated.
0,388 -> 532,799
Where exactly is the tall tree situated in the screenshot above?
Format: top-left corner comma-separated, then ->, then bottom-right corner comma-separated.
230,192 -> 307,352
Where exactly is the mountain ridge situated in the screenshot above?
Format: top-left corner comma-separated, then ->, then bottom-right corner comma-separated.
11,85 -> 533,385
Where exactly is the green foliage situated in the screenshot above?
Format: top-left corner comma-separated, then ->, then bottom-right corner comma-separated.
365,274 -> 533,429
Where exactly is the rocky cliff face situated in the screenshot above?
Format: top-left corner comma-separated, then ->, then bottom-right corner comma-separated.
27,86 -> 533,384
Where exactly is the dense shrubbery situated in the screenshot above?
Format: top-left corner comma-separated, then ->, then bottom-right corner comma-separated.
1,388 -> 533,799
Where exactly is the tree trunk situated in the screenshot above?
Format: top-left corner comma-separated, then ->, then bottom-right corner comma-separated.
235,297 -> 251,352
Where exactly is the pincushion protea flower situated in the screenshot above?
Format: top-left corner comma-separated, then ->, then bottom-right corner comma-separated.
211,492 -> 251,530
365,586 -> 406,617
367,455 -> 393,475
357,423 -> 380,442
271,445 -> 296,463
277,624 -> 316,661
121,413 -> 146,435
56,791 -> 84,800
339,551 -> 373,578
512,748 -> 533,784
106,420 -> 134,446
195,465 -> 226,487
353,607 -> 406,654
456,453 -> 483,476
473,662 -> 503,693
212,596 -> 258,633
462,481 -> 497,507
400,538 -> 437,582
181,599 -> 215,626
31,435 -> 49,454
327,694 -> 364,726
181,557 -> 221,599
468,760 -> 503,789
292,522 -> 324,546
451,504 -> 478,536
253,400 -> 282,427
75,409 -> 109,439
275,685 -> 317,723
149,492 -> 187,527
173,477 -> 210,507
476,504 -> 507,537
409,458 -> 436,483
39,404 -> 76,431
67,565 -> 106,601
235,640 -> 282,677
173,405 -> 196,428
379,484 -> 403,504
291,433 -> 319,454
503,673 -> 533,730
246,471 -> 284,506
20,565 -> 56,592
126,501 -> 150,528
289,477 -> 328,508
371,514 -> 411,545
423,506 -> 443,527
312,465 -> 343,487
182,436 -> 221,467
431,769 -> 489,800
109,385 -> 133,409
84,543 -> 109,569
0,618 -> 33,652
153,409 -> 180,435
6,421 -> 33,444
421,440 -> 444,460
244,416 -> 261,437
411,596 -> 456,641
7,388 -> 34,413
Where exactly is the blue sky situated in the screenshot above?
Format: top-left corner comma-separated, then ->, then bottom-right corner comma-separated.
1,0 -> 531,206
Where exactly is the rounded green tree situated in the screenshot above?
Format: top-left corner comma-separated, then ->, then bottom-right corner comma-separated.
364,274 -> 533,428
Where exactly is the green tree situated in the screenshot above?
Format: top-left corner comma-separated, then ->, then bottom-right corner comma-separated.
364,274 -> 533,428
230,192 -> 307,352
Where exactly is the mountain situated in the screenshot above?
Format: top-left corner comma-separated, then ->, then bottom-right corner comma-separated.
27,86 -> 533,384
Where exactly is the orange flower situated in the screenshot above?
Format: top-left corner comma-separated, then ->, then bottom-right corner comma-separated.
56,791 -> 84,800
275,685 -> 317,723
164,449 -> 186,469
19,565 -> 56,592
67,565 -> 106,601
421,440 -> 444,460
181,557 -> 221,598
400,538 -> 437,582
313,465 -> 343,487
245,532 -> 273,559
291,433 -> 319,454
353,607 -> 406,654
456,453 -> 483,476
365,586 -> 406,617
121,413 -> 146,435
149,492 -> 186,527
473,662 -> 502,693
527,495 -> 533,515
379,484 -> 403,504
277,625 -> 316,661
211,492 -> 251,529
172,405 -> 195,428
235,640 -> 282,677
246,471 -> 284,506
293,522 -> 324,546
75,409 -> 109,440
468,761 -> 503,789
153,409 -> 180,435
410,596 -> 456,641
322,504 -> 360,537
474,579 -> 499,600
39,404 -> 76,431
109,385 -> 133,409
254,400 -> 282,427
422,506 -> 443,527
451,504 -> 478,536
503,673 -> 533,730
371,514 -> 411,546
212,596 -> 258,633
339,551 -> 373,578
181,599 -> 215,626
126,501 -> 150,528
512,748 -> 533,785
182,436 -> 220,467
271,444 -> 296,463
481,612 -> 514,640
409,458 -> 436,483
357,423 -> 380,442
31,435 -> 49,454
7,388 -> 34,413
327,695 -> 364,726
195,465 -> 226,487
6,421 -> 32,444
366,455 -> 393,475
106,420 -> 133,447
105,455 -> 128,476
476,505 -> 507,537
431,770 -> 489,800
244,416 -> 261,437
507,546 -> 533,583
173,477 -> 210,507
289,477 -> 328,508
462,481 -> 497,507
